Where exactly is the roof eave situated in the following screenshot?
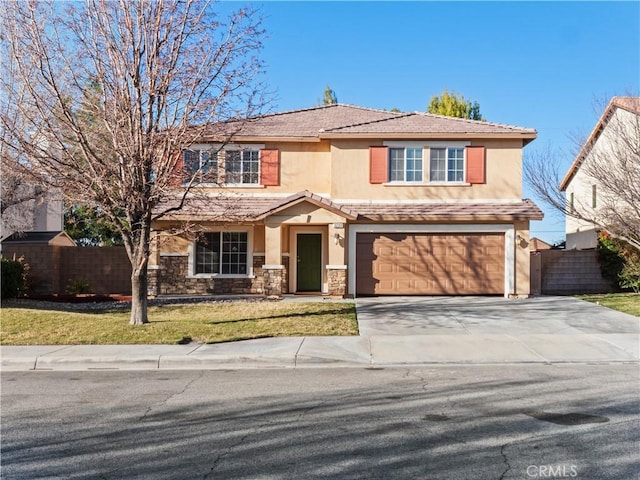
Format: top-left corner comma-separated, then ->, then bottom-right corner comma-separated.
355,213 -> 544,222
199,135 -> 322,143
318,132 -> 537,141
558,98 -> 632,191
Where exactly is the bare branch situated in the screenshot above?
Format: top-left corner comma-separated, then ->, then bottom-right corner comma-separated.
524,97 -> 640,250
0,0 -> 268,324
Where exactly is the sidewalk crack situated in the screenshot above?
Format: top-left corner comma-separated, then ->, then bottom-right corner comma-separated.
505,334 -> 552,363
293,337 -> 306,368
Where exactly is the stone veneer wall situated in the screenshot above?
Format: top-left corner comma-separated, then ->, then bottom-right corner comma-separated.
281,256 -> 289,294
152,254 -> 266,296
327,268 -> 347,297
263,267 -> 283,296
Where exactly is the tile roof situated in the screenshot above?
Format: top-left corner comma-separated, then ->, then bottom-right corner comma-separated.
339,199 -> 544,221
323,111 -> 537,136
254,190 -> 358,220
612,96 -> 640,114
155,194 -> 544,222
155,194 -> 276,222
560,96 -> 640,190
200,104 -> 536,141
530,237 -> 553,251
1,231 -> 76,245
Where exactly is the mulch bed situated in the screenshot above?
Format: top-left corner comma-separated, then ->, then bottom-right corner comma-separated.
25,294 -> 132,303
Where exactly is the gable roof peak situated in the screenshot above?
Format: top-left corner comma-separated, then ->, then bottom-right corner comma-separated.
560,95 -> 640,190
248,103 -> 405,121
611,96 -> 640,114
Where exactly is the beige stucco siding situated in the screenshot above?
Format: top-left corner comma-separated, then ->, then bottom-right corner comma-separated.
215,141 -> 332,195
329,139 -> 523,201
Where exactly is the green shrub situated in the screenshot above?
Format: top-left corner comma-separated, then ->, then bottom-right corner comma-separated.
66,278 -> 92,295
619,254 -> 640,293
1,258 -> 25,299
597,231 -> 640,292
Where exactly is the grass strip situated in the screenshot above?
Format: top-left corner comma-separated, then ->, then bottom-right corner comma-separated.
0,301 -> 358,345
578,293 -> 640,317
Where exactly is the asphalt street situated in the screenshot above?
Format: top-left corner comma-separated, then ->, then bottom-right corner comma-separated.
1,364 -> 638,480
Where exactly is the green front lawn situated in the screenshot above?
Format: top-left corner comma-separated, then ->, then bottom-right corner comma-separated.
578,293 -> 640,317
0,300 -> 358,345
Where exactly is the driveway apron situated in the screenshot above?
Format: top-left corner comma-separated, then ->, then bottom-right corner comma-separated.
355,296 -> 640,364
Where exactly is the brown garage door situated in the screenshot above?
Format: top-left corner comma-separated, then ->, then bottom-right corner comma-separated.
356,233 -> 504,295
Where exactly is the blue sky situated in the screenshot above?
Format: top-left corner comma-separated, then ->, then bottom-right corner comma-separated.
246,1 -> 639,243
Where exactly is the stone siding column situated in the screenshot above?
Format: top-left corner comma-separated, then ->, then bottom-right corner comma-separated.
147,266 -> 161,297
326,265 -> 347,297
262,265 -> 284,297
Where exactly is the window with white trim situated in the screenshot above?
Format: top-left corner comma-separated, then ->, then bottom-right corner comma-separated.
195,232 -> 248,275
430,147 -> 465,182
225,150 -> 260,185
388,147 -> 423,182
183,149 -> 218,184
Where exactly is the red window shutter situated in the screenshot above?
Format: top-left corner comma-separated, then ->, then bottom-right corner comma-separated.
170,151 -> 184,186
369,146 -> 388,184
260,149 -> 279,186
466,146 -> 486,184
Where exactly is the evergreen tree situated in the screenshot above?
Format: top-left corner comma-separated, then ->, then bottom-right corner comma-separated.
323,85 -> 338,105
427,89 -> 484,120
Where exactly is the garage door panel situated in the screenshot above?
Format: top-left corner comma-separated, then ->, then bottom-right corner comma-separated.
356,232 -> 504,295
377,263 -> 394,274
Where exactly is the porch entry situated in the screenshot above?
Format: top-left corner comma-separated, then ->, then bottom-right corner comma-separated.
296,233 -> 322,291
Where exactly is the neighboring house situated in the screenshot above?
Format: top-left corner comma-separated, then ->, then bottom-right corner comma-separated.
0,189 -> 64,244
150,104 -> 543,298
559,96 -> 640,250
529,237 -> 553,252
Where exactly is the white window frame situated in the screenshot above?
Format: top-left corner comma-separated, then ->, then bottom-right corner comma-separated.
382,141 -> 471,185
183,143 -> 266,187
224,149 -> 260,185
222,144 -> 265,187
188,227 -> 254,278
183,147 -> 220,185
388,147 -> 423,183
429,146 -> 466,183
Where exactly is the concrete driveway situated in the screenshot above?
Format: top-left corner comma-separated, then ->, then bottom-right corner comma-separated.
356,296 -> 640,364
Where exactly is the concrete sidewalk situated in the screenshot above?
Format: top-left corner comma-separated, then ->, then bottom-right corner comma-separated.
2,332 -> 638,371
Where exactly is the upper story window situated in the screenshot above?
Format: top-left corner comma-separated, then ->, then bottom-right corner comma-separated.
225,150 -> 259,185
389,147 -> 423,182
184,148 -> 218,184
181,145 -> 279,187
370,143 -> 485,185
430,147 -> 465,182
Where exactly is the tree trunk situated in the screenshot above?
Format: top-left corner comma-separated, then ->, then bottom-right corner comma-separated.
130,265 -> 148,325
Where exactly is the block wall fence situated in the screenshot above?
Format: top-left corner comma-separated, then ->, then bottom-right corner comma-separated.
2,245 -> 132,295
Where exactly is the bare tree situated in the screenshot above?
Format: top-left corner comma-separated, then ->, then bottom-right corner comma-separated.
0,59 -> 46,239
0,152 -> 43,238
0,0 -> 267,324
524,97 -> 640,250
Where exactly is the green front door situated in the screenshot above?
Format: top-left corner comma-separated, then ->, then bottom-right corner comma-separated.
297,234 -> 322,292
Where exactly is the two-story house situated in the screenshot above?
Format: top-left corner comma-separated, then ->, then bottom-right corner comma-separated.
149,104 -> 543,298
559,96 -> 640,250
